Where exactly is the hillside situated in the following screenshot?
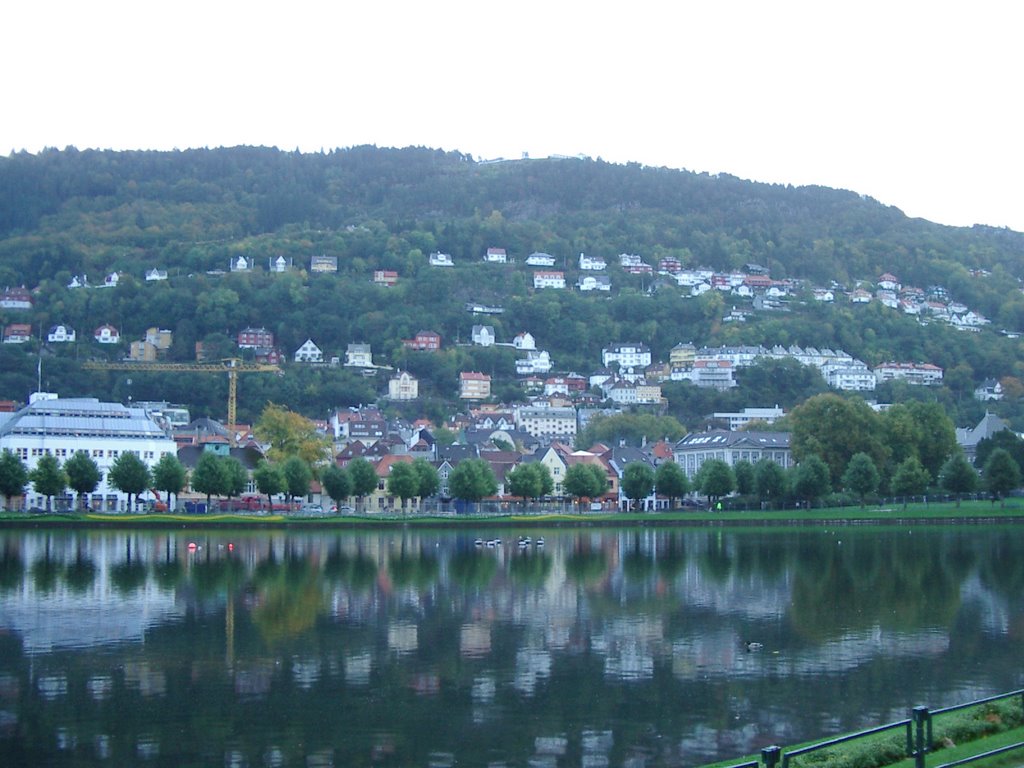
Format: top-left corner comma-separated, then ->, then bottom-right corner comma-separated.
1,145 -> 1023,429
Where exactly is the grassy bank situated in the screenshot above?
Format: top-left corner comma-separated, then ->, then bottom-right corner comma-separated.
1,499 -> 1023,528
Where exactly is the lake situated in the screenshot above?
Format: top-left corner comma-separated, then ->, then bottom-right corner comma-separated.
0,525 -> 1022,767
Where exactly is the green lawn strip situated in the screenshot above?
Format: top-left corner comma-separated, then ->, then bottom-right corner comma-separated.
1,500 -> 1022,528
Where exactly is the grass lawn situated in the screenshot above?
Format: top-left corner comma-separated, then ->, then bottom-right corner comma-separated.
1,499 -> 1022,528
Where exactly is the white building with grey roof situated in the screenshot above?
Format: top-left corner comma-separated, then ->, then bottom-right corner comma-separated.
0,393 -> 177,511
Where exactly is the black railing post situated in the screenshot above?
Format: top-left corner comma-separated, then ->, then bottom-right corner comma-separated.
912,706 -> 930,768
762,745 -> 782,768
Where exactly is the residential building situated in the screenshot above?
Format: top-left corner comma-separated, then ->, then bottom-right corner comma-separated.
484,247 -> 508,263
822,360 -> 877,391
94,324 -> 120,344
47,324 -> 76,343
388,371 -> 419,401
471,325 -> 496,346
238,327 -> 275,350
712,406 -> 785,430
230,256 -> 254,272
672,360 -> 737,389
533,270 -> 566,289
0,287 -> 32,310
526,252 -> 556,267
0,394 -> 178,511
669,343 -> 697,369
974,379 -> 1003,402
513,332 -> 536,350
428,252 -> 454,267
577,275 -> 612,292
310,255 -> 339,273
873,362 -> 943,386
602,343 -> 652,369
294,339 -> 324,363
635,382 -> 664,404
460,372 -> 491,400
145,268 -> 168,281
345,343 -> 373,367
956,412 -> 1012,464
102,272 -> 120,288
269,256 -> 292,273
373,270 -> 398,287
515,350 -> 553,375
403,330 -> 441,351
578,253 -> 607,271
674,430 -> 792,479
3,324 -> 32,344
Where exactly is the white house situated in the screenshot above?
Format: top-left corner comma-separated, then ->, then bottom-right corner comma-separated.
94,324 -> 120,344
230,256 -> 254,272
578,275 -> 611,292
674,430 -> 792,479
102,272 -> 120,288
145,269 -> 168,282
578,253 -> 607,271
513,332 -> 536,350
294,339 -> 324,363
47,325 -> 77,343
602,343 -> 652,369
345,343 -> 373,367
388,371 -> 419,400
429,252 -> 454,267
471,325 -> 496,346
515,350 -> 552,375
0,394 -> 178,511
526,252 -> 556,267
533,271 -> 566,289
484,247 -> 508,263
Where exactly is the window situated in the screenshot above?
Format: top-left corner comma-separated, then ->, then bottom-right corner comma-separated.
92,449 -> 103,457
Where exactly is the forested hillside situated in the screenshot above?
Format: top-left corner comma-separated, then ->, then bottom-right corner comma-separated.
1,145 -> 1023,428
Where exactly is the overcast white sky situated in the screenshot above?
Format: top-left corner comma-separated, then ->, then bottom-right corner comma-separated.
4,1 -> 1022,231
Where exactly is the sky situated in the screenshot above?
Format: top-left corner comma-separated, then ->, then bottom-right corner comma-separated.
4,1 -> 1022,231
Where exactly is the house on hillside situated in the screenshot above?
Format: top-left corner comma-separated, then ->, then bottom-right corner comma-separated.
471,325 -> 496,346
484,247 -> 508,263
94,324 -> 120,344
294,339 -> 324,363
47,324 -> 76,343
3,324 -> 32,344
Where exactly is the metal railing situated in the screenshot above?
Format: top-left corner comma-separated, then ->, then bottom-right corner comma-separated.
720,688 -> 1024,768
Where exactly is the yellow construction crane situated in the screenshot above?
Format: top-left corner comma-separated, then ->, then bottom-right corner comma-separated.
83,358 -> 280,430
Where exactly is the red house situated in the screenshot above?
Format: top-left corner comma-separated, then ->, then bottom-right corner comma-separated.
402,330 -> 441,352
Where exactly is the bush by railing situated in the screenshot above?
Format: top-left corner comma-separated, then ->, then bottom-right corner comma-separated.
722,689 -> 1024,768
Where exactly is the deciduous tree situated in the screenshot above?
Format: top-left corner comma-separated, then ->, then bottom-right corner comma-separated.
621,462 -> 655,511
64,451 -> 102,511
0,450 -> 29,510
151,453 -> 187,510
29,454 -> 67,512
108,452 -> 152,512
655,461 -> 689,509
842,452 -> 880,508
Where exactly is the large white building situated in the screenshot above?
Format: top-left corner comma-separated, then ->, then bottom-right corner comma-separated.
602,343 -> 652,369
0,394 -> 178,511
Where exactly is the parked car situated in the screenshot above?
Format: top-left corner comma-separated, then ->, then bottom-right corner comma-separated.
300,504 -> 323,515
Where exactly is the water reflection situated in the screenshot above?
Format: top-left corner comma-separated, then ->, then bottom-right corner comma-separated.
0,526 -> 1021,767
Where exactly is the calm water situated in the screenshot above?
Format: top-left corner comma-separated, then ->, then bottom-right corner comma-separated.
0,525 -> 1021,767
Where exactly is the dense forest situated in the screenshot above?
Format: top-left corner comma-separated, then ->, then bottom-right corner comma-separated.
1,145 -> 1023,428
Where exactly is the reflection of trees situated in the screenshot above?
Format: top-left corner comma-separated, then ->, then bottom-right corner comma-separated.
788,534 -> 966,640
110,538 -> 148,594
388,550 -> 439,590
655,535 -> 686,580
153,559 -> 182,590
977,535 -> 1024,599
697,533 -> 733,584
565,549 -> 607,587
324,544 -> 377,592
64,551 -> 97,593
31,536 -> 60,593
192,557 -> 245,596
449,550 -> 498,588
0,542 -> 23,592
252,553 -> 323,647
509,551 -> 551,587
